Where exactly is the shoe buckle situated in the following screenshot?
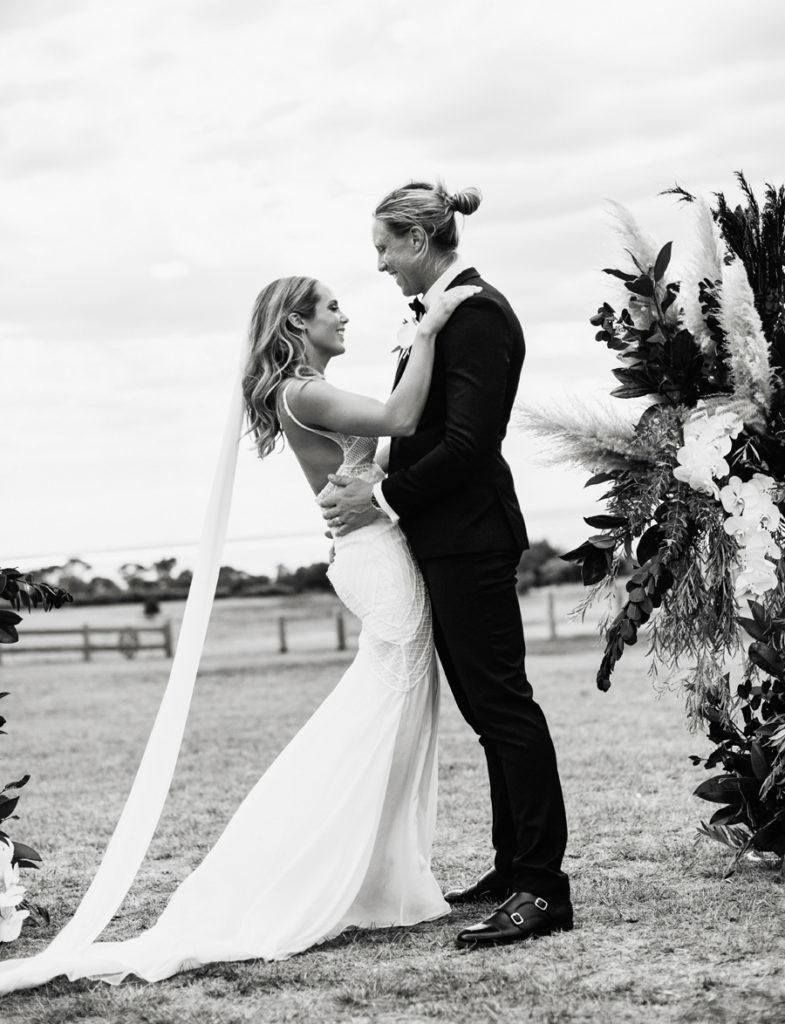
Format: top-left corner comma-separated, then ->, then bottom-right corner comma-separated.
510,911 -> 525,926
534,897 -> 549,911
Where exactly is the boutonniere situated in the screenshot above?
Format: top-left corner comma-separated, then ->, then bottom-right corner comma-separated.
391,317 -> 419,357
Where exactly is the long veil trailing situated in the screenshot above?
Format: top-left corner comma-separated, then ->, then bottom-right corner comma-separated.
0,340 -> 246,992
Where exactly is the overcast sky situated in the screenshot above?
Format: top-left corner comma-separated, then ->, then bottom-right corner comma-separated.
4,0 -> 785,577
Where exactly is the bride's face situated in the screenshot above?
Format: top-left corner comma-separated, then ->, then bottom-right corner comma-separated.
300,284 -> 349,360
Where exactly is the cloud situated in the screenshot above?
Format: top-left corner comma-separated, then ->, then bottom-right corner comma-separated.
4,0 -> 785,569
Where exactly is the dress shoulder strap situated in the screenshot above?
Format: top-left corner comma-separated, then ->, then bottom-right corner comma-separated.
280,379 -> 342,443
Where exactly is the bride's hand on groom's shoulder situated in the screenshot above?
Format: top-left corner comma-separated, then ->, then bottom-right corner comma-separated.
419,285 -> 482,337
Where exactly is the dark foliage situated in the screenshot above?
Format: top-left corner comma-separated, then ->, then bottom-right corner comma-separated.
0,566 -> 71,907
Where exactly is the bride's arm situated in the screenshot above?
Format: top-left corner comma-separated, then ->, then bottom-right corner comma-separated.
286,286 -> 480,438
375,442 -> 390,473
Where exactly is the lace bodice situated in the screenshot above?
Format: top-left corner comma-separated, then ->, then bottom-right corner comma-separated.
280,381 -> 384,499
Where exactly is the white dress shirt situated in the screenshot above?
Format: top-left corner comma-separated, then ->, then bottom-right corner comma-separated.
373,255 -> 471,522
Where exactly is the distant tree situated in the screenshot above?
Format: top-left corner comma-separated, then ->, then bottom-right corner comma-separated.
119,562 -> 153,594
217,565 -> 251,595
175,569 -> 193,588
152,558 -> 177,587
86,576 -> 123,601
516,541 -> 582,593
276,562 -> 330,593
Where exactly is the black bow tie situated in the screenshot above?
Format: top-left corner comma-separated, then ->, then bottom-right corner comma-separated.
408,297 -> 426,321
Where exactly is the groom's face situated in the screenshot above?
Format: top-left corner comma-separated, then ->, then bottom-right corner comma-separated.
372,219 -> 427,297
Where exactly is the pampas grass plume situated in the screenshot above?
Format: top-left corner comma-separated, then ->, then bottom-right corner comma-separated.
718,258 -> 774,411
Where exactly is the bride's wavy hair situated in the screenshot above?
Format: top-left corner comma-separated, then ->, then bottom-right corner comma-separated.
374,180 -> 482,253
243,276 -> 323,458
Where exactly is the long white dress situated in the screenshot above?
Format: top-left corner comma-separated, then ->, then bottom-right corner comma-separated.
0,385 -> 449,989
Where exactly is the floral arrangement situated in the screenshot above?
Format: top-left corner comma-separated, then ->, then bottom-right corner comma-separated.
525,174 -> 785,872
0,567 -> 71,939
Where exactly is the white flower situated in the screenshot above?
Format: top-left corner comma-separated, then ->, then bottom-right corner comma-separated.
742,530 -> 780,560
674,407 -> 744,496
751,472 -> 776,492
673,458 -> 721,498
683,408 -> 743,446
673,432 -> 732,497
392,319 -> 418,354
719,476 -> 745,515
735,561 -> 778,598
0,837 -> 27,944
0,907 -> 29,943
0,838 -> 12,871
723,514 -> 756,542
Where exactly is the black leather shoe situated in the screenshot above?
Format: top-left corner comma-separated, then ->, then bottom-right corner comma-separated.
443,867 -> 513,905
455,891 -> 574,948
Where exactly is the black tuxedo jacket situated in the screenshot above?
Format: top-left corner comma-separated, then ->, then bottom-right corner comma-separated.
381,267 -> 530,559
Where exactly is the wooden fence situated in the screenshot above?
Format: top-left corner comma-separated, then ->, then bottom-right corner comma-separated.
0,587 -> 626,663
276,611 -> 348,654
0,621 -> 173,662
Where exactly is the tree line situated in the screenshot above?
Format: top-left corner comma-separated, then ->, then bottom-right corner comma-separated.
17,541 -> 590,609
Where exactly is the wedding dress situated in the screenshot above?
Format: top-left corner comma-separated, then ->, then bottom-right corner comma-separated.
0,368 -> 448,992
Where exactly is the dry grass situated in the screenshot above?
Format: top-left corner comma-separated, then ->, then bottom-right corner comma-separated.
0,636 -> 783,1023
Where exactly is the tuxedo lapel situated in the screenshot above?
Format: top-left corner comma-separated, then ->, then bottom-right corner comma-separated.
392,348 -> 410,390
391,268 -> 481,392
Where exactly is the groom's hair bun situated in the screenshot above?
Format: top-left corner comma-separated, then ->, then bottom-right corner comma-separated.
374,179 -> 482,252
445,187 -> 482,217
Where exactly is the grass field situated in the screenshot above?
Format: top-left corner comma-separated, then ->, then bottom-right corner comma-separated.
1,633 -> 784,1023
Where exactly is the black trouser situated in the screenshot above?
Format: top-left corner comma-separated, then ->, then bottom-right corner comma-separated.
418,549 -> 569,902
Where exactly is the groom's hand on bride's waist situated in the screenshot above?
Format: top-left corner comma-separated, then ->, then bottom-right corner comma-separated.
318,476 -> 384,536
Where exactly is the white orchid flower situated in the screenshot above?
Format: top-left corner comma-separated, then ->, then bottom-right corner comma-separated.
719,476 -> 745,515
0,838 -> 13,870
0,907 -> 29,943
724,515 -> 757,541
741,530 -> 780,560
738,487 -> 781,531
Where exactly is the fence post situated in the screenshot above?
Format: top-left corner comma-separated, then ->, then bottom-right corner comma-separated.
546,591 -> 557,641
278,616 -> 288,654
336,610 -> 346,652
162,619 -> 173,658
82,624 -> 92,662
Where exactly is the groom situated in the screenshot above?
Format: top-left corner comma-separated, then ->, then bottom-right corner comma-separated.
318,181 -> 572,947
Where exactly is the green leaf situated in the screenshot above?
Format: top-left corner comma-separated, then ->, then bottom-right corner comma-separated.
636,526 -> 663,566
584,473 -> 616,488
560,542 -> 593,564
653,241 -> 673,281
582,547 -> 611,586
749,809 -> 785,855
588,535 -> 617,550
738,616 -> 770,642
602,268 -> 637,282
748,641 -> 783,678
694,774 -> 757,804
750,741 -> 770,782
626,275 -> 655,297
11,841 -> 41,865
0,795 -> 20,820
709,804 -> 744,826
583,514 -> 628,529
611,385 -> 654,400
749,600 -> 770,628
2,775 -> 30,792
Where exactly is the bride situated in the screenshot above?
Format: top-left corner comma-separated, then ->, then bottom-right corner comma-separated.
0,274 -> 477,991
